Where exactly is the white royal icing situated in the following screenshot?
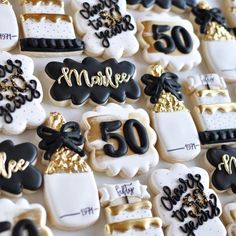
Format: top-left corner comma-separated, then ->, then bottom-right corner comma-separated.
44,172 -> 100,230
72,0 -> 139,59
153,111 -> 201,162
0,198 -> 52,236
149,164 -> 226,236
82,103 -> 159,178
137,13 -> 201,72
0,3 -> 19,51
0,51 -> 45,135
223,202 -> 236,236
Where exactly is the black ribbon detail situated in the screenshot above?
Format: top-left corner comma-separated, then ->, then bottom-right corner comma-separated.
37,121 -> 85,160
192,6 -> 227,34
141,72 -> 182,104
0,221 -> 11,233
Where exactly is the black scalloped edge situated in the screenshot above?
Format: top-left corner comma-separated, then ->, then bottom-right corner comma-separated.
199,129 -> 236,145
20,38 -> 85,52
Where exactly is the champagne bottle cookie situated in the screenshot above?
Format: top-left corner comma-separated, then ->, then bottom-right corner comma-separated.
37,112 -> 100,230
141,64 -> 200,163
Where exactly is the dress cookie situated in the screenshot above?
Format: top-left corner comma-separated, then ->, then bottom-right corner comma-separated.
206,145 -> 236,194
137,13 -> 201,71
149,163 -> 227,236
20,0 -> 84,56
81,103 -> 159,178
0,140 -> 42,197
141,65 -> 200,163
72,0 -> 139,59
0,198 -> 53,236
184,74 -> 231,106
191,2 -> 236,82
0,51 -> 45,135
99,181 -> 164,236
223,202 -> 236,236
127,0 -> 198,12
0,0 -> 19,51
45,57 -> 141,107
37,112 -> 100,230
186,73 -> 236,146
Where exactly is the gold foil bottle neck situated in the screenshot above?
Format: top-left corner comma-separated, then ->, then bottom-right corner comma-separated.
45,112 -> 65,131
148,64 -> 165,77
153,91 -> 187,113
197,1 -> 210,10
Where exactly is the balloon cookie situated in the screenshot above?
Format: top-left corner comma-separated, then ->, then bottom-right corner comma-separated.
37,112 -> 100,230
81,103 -> 159,178
149,163 -> 227,236
0,0 -> 19,51
141,65 -> 200,163
191,2 -> 236,82
20,0 -> 84,56
45,57 -> 141,107
137,13 -> 201,71
0,198 -> 52,236
99,181 -> 164,236
72,0 -> 139,59
0,51 -> 45,135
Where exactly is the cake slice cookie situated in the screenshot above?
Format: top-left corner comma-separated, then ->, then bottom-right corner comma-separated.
81,103 -> 159,178
141,64 -> 200,163
37,112 -> 100,230
20,0 -> 84,56
149,164 -> 227,236
137,13 -> 201,71
99,181 -> 164,236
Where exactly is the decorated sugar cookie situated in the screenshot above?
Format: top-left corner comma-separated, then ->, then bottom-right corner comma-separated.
127,0 -> 197,12
0,198 -> 53,236
72,0 -> 139,59
0,0 -> 19,51
137,14 -> 201,71
206,145 -> 236,194
45,57 -> 141,107
20,0 -> 84,56
0,140 -> 42,197
81,103 -> 159,178
141,65 -> 200,163
191,2 -> 236,82
37,112 -> 100,230
149,164 -> 226,236
186,73 -> 236,146
0,51 -> 45,135
99,181 -> 164,236
223,202 -> 236,236
22,0 -> 65,13
226,0 -> 236,26
184,74 -> 231,106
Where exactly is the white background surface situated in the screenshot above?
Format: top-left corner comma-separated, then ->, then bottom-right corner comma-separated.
2,0 -> 236,235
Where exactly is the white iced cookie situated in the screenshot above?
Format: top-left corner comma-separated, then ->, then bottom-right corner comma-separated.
191,2 -> 236,83
137,14 -> 201,72
22,0 -> 65,13
0,51 -> 45,135
141,65 -> 200,163
223,202 -> 236,236
37,112 -> 100,231
99,181 -> 164,236
0,1 -> 19,51
149,164 -> 227,236
184,74 -> 231,106
0,198 -> 52,236
72,0 -> 139,59
20,0 -> 84,56
81,103 -> 159,178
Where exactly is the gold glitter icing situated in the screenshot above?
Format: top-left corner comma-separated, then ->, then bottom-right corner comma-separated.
196,89 -> 229,97
21,13 -> 72,23
44,112 -> 90,175
148,64 -> 165,77
105,218 -> 162,234
23,0 -> 63,6
0,0 -> 9,3
196,103 -> 236,114
153,91 -> 187,113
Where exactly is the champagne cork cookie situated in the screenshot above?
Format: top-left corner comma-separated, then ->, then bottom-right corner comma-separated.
37,112 -> 100,230
141,64 -> 200,163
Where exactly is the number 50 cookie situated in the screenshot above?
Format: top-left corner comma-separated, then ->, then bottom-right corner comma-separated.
81,103 -> 159,178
